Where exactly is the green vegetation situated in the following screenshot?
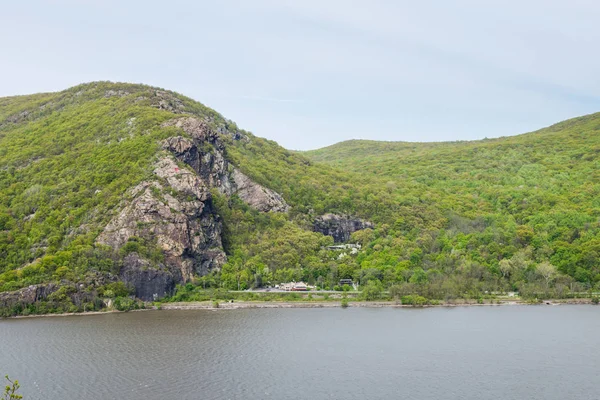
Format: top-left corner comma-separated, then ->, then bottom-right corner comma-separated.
399,295 -> 429,306
303,118 -> 600,300
0,82 -> 177,293
341,297 -> 349,308
2,376 -> 22,400
0,81 -> 599,316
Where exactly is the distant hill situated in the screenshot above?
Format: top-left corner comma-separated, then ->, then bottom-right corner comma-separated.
0,82 -> 598,316
304,114 -> 600,286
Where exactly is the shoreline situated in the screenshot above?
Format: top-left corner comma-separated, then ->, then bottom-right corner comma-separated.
4,297 -> 595,319
161,298 -> 593,310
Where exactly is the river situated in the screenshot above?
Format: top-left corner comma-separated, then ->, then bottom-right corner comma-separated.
1,306 -> 599,399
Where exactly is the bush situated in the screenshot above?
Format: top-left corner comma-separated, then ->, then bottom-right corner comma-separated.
101,282 -> 131,298
341,298 -> 349,308
3,375 -> 22,400
401,295 -> 428,306
113,297 -> 139,311
592,296 -> 599,305
212,300 -> 220,308
361,281 -> 383,301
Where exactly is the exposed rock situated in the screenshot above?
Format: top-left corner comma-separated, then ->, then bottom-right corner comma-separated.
0,284 -> 59,309
120,254 -> 176,301
2,110 -> 31,127
162,116 -> 248,143
97,178 -> 225,285
314,214 -> 374,243
104,89 -> 130,98
161,117 -> 289,213
162,136 -> 196,156
162,117 -> 214,141
0,278 -> 112,313
153,157 -> 210,201
96,116 -> 288,299
231,169 -> 289,213
153,90 -> 186,113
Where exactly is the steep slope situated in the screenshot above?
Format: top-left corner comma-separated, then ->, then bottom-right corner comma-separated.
1,82 -> 599,316
0,82 -> 368,312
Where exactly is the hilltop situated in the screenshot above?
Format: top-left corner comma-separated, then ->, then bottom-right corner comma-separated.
0,82 -> 599,316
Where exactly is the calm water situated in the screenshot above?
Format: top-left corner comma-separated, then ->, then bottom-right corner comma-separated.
1,306 -> 600,400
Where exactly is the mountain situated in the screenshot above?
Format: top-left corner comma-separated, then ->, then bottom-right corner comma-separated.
0,82 -> 599,315
304,116 -> 600,285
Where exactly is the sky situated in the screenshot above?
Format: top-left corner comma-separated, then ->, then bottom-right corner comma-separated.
1,0 -> 600,150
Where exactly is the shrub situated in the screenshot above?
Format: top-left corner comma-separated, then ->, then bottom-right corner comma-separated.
361,281 -> 383,301
101,282 -> 131,298
3,375 -> 22,400
341,298 -> 349,308
113,297 -> 138,311
401,295 -> 428,306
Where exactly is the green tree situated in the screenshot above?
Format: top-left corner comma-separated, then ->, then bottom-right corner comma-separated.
536,262 -> 557,287
362,280 -> 383,301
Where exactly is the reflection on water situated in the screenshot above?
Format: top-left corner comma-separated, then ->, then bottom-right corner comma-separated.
1,306 -> 599,400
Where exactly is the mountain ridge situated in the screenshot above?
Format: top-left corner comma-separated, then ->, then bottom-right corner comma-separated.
304,110 -> 600,154
1,81 -> 598,316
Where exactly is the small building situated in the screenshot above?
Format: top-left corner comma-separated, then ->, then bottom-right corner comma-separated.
281,281 -> 308,291
291,282 -> 307,291
339,279 -> 354,286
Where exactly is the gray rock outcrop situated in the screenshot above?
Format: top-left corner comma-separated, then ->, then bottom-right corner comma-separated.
97,177 -> 225,285
120,254 -> 176,301
161,117 -> 289,213
96,116 -> 288,299
0,284 -> 59,309
313,214 -> 374,243
231,169 -> 289,212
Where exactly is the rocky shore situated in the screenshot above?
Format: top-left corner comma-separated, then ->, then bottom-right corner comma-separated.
4,297 -> 595,319
160,298 -> 595,310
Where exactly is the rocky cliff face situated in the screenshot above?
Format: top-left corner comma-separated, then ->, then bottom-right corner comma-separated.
313,214 -> 374,243
120,254 -> 176,301
0,284 -> 59,310
161,117 -> 289,212
230,169 -> 289,213
96,116 -> 289,300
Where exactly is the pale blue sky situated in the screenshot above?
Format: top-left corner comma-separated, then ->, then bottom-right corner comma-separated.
1,0 -> 599,150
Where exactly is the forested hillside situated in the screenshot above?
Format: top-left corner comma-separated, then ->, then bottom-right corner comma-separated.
0,81 -> 381,314
304,117 -> 600,296
0,82 -> 598,316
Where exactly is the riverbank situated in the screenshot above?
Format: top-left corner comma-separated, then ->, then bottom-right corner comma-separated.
3,297 -> 595,319
161,297 -> 595,310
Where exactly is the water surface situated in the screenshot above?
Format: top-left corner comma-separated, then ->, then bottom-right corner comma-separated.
1,306 -> 599,399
